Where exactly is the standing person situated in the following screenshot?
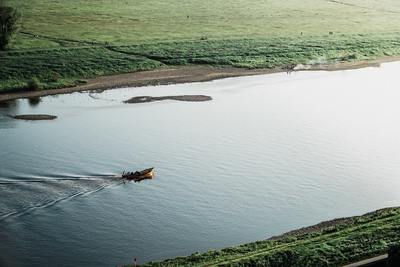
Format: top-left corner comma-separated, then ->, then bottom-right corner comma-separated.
133,258 -> 137,267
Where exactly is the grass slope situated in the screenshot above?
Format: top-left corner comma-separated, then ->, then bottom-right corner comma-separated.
1,0 -> 400,92
137,207 -> 400,267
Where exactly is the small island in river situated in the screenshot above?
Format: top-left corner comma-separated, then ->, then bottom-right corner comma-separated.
9,114 -> 57,121
124,95 -> 212,104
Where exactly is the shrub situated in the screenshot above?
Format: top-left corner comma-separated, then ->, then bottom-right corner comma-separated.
27,77 -> 42,91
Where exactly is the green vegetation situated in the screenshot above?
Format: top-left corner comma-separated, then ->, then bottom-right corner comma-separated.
135,208 -> 400,266
1,0 -> 400,92
0,0 -> 19,50
8,0 -> 400,48
2,34 -> 400,92
0,46 -> 162,91
109,34 -> 400,68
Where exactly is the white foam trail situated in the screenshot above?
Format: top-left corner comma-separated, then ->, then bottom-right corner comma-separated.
0,176 -> 123,221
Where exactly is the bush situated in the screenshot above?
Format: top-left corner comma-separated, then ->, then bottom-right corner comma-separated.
27,77 -> 43,91
0,0 -> 19,50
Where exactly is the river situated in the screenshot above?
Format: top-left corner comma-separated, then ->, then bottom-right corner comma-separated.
1,62 -> 400,267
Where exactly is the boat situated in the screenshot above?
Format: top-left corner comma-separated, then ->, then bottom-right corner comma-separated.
122,168 -> 155,182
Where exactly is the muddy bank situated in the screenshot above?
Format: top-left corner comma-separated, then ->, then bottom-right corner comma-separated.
124,95 -> 212,104
0,66 -> 274,103
1,57 -> 399,103
9,114 -> 57,121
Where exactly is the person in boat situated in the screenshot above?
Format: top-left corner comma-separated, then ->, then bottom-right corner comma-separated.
124,171 -> 139,177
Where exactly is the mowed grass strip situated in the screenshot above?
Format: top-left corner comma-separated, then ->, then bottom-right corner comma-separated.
137,208 -> 400,267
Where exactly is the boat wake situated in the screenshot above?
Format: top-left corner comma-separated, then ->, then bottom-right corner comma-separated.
0,176 -> 115,185
0,175 -> 122,222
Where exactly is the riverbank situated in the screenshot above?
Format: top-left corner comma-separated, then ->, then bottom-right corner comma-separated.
0,66 -> 274,102
3,29 -> 400,100
1,55 -> 399,103
2,1 -> 400,102
134,207 -> 400,267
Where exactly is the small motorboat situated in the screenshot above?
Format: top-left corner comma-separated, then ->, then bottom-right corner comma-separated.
122,168 -> 155,182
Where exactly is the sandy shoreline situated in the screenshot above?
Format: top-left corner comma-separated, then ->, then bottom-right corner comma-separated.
1,56 -> 399,103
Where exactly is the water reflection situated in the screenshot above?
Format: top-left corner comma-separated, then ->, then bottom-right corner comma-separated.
28,97 -> 41,107
0,99 -> 18,110
0,100 -> 19,129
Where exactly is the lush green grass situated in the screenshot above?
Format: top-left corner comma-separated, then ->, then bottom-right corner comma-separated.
1,0 -> 400,92
133,208 -> 400,267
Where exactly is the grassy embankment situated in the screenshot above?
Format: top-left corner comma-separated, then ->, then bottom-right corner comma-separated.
135,207 -> 400,267
2,0 -> 400,92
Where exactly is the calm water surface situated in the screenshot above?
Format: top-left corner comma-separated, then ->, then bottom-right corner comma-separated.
1,62 -> 400,267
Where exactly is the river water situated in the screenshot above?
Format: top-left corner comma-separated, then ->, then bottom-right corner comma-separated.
1,62 -> 400,267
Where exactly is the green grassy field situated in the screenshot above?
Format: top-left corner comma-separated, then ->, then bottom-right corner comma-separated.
8,0 -> 400,48
135,208 -> 400,267
1,0 -> 400,91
